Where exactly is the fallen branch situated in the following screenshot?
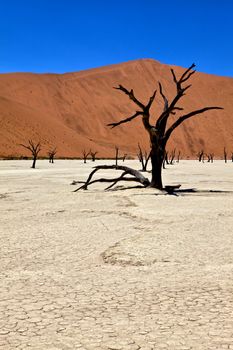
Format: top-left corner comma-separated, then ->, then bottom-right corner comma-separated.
73,165 -> 150,191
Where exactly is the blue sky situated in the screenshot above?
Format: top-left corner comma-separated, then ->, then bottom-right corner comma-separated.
0,0 -> 232,76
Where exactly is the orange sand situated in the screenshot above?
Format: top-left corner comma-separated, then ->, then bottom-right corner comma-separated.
0,59 -> 232,158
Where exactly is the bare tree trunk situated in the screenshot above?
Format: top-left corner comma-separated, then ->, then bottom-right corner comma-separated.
169,149 -> 176,164
224,147 -> 227,163
150,146 -> 164,189
207,153 -> 214,163
144,152 -> 151,171
137,143 -> 151,172
32,157 -> 36,169
162,151 -> 168,169
115,147 -> 119,167
90,151 -> 98,161
49,155 -> 54,163
48,148 -> 57,163
122,154 -> 127,162
197,150 -> 204,162
82,150 -> 90,163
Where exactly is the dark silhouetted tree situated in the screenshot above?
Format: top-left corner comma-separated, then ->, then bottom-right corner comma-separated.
197,150 -> 205,163
207,153 -> 214,163
90,150 -> 98,162
48,147 -> 57,163
122,153 -> 127,162
20,140 -> 41,168
82,150 -> 90,163
176,150 -> 181,163
223,147 -> 227,163
107,64 -> 222,189
115,146 -> 119,166
137,143 -> 151,171
169,149 -> 176,165
75,64 -> 222,191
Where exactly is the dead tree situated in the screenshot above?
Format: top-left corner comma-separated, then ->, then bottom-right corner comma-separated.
197,150 -> 205,163
231,152 -> 233,162
137,143 -> 151,171
90,150 -> 98,162
76,64 -> 222,191
48,147 -> 57,163
107,64 -> 222,189
122,153 -> 127,162
162,151 -> 169,169
169,149 -> 176,164
82,150 -> 90,164
207,153 -> 214,163
20,140 -> 41,168
162,149 -> 176,168
115,147 -> 119,166
223,147 -> 227,163
176,150 -> 181,163
73,165 -> 150,191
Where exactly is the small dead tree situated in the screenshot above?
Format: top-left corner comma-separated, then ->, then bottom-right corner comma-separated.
197,150 -> 205,163
137,143 -> 151,171
231,152 -> 233,162
115,147 -> 119,166
169,149 -> 176,165
20,140 -> 41,168
162,149 -> 176,168
82,150 -> 90,164
75,64 -> 222,191
176,150 -> 181,163
90,150 -> 98,162
206,153 -> 214,163
162,150 -> 169,169
122,154 -> 127,162
48,147 -> 57,163
223,147 -> 227,163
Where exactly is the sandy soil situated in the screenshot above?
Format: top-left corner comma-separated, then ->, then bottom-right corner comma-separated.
0,159 -> 233,350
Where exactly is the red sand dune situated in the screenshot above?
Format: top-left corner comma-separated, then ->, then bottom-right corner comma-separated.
0,59 -> 232,159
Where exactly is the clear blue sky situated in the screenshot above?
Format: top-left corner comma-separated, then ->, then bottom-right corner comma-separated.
0,0 -> 232,76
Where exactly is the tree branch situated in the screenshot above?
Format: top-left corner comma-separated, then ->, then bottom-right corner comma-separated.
180,63 -> 196,82
155,65 -> 196,133
114,85 -> 145,109
107,111 -> 142,128
164,106 -> 223,142
145,89 -> 157,110
110,85 -> 156,133
20,140 -> 41,155
73,165 -> 150,191
19,144 -> 31,152
158,82 -> 168,112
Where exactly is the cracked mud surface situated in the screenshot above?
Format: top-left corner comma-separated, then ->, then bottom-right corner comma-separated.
1,160 -> 233,349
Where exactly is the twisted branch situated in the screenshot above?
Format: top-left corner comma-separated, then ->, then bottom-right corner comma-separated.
164,106 -> 223,142
107,111 -> 142,128
73,165 -> 150,191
